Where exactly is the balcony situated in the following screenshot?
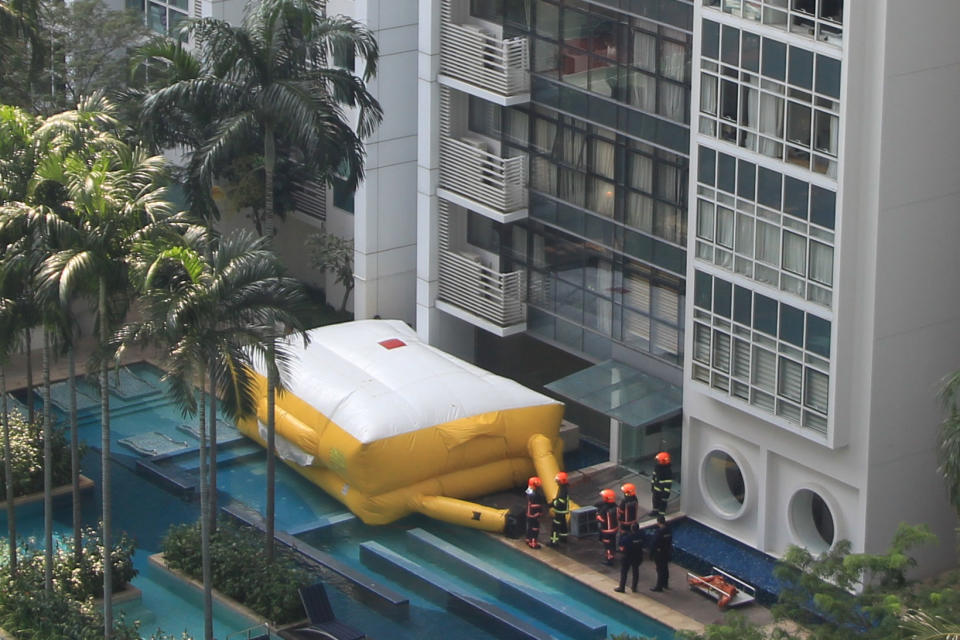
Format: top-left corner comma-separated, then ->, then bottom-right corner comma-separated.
438,136 -> 527,221
437,249 -> 526,335
439,0 -> 530,105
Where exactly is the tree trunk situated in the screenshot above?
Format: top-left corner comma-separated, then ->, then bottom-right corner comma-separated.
100,278 -> 113,640
208,372 -> 217,534
263,124 -> 275,243
70,345 -> 81,566
264,123 -> 277,561
25,329 -> 33,423
265,341 -> 276,562
339,285 -> 353,314
198,367 -> 213,640
42,331 -> 53,592
1,367 -> 17,573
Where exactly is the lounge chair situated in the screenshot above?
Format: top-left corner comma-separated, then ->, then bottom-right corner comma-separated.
296,582 -> 365,640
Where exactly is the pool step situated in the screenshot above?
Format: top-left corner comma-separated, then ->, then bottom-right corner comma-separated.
405,528 -> 606,640
359,541 -> 555,640
286,512 -> 357,536
220,502 -> 409,610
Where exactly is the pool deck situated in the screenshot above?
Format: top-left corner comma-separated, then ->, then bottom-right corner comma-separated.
479,462 -> 777,634
6,340 -> 778,636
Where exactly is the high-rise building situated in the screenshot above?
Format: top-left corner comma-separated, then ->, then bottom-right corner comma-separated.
153,0 -> 960,573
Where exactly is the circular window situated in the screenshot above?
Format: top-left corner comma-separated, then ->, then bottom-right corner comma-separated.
701,449 -> 747,517
789,488 -> 836,553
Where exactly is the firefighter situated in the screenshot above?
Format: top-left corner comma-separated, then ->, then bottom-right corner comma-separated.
596,488 -> 619,565
649,515 -> 673,592
617,482 -> 639,543
650,451 -> 673,518
549,471 -> 570,547
614,522 -> 644,593
525,476 -> 545,549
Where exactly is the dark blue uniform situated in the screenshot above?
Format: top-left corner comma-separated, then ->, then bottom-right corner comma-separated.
649,520 -> 673,591
614,526 -> 644,593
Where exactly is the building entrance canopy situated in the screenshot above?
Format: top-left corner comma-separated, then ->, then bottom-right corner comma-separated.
545,360 -> 682,429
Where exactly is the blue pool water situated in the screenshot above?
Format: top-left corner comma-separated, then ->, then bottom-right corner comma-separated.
5,362 -> 678,640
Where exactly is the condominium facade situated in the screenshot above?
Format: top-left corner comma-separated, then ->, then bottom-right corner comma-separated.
122,0 -> 960,573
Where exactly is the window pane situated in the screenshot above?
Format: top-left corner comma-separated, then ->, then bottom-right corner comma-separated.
694,270 -> 713,310
761,38 -> 787,80
809,185 -> 835,228
757,166 -> 782,208
717,152 -> 736,193
721,25 -> 740,65
737,160 -> 756,199
148,2 -> 166,33
805,368 -> 829,412
809,241 -> 834,286
741,31 -> 761,71
806,314 -> 831,357
779,304 -> 804,346
752,346 -> 776,391
758,93 -> 784,139
778,357 -> 803,402
783,176 -> 808,219
734,285 -> 752,326
815,54 -> 841,98
694,323 -> 711,363
736,213 -> 754,257
753,293 -> 777,335
714,278 -> 732,318
702,20 -> 720,59
782,231 -> 806,275
786,102 -> 811,146
716,206 -> 734,248
788,46 -> 813,89
756,221 -> 779,265
814,111 -> 839,155
698,146 -> 716,185
713,330 -> 731,372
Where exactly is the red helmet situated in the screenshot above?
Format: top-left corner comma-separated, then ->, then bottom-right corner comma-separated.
555,471 -> 568,485
656,451 -> 672,466
600,489 -> 616,503
621,483 -> 636,496
528,476 -> 542,489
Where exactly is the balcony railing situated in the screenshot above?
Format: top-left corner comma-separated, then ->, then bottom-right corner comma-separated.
440,2 -> 529,97
439,136 -> 527,214
438,250 -> 526,328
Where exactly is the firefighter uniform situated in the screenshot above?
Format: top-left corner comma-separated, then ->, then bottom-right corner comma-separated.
526,477 -> 545,549
596,490 -> 619,565
651,453 -> 673,518
549,475 -> 570,546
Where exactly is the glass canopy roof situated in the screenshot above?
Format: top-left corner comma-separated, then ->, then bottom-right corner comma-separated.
545,360 -> 682,429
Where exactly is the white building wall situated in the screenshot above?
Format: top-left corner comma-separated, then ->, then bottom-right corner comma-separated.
683,0 -> 959,575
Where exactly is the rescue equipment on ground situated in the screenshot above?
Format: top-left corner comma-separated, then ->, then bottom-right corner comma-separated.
687,567 -> 756,609
236,319 -> 568,536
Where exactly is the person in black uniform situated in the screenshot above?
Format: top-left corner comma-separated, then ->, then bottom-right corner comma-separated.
649,515 -> 673,591
549,471 -> 570,547
525,476 -> 545,549
650,451 -> 673,518
596,489 -> 619,565
617,482 -> 638,544
614,522 -> 644,593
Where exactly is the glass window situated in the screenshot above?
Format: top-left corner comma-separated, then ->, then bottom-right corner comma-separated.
741,31 -> 761,72
783,175 -> 808,219
782,231 -> 806,275
735,213 -> 754,257
778,357 -> 803,401
717,152 -> 736,193
753,293 -> 778,335
737,160 -> 756,199
697,200 -> 715,241
467,211 -> 501,253
761,38 -> 787,81
815,54 -> 841,98
471,0 -> 503,21
788,46 -> 813,90
695,270 -> 713,310
757,166 -> 782,209
779,304 -> 804,346
756,221 -> 779,265
809,241 -> 833,285
716,206 -> 735,248
721,25 -> 740,65
809,185 -> 835,229
714,278 -> 732,318
699,146 -> 716,185
702,20 -> 720,59
734,285 -> 752,326
806,314 -> 831,357
814,111 -> 839,155
148,2 -> 166,33
786,102 -> 811,146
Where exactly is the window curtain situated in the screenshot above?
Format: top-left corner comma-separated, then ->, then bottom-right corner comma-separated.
652,285 -> 680,356
755,221 -> 779,265
758,93 -> 785,157
701,73 -> 718,115
660,40 -> 686,82
752,346 -> 776,392
735,213 -> 754,257
632,30 -> 656,72
659,81 -> 686,122
782,231 -> 806,275
808,241 -> 833,286
693,323 -> 711,363
697,200 -> 715,240
630,71 -> 657,111
716,206 -> 735,248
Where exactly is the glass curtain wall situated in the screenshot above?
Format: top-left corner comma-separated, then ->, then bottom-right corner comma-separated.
502,0 -> 694,367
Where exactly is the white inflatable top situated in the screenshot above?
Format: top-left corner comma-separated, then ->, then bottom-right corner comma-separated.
274,319 -> 560,443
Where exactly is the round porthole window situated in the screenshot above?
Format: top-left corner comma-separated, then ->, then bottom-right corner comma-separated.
702,449 -> 747,517
789,488 -> 836,554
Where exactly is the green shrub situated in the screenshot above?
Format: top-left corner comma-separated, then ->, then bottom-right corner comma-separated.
0,408 -> 76,499
0,541 -> 156,640
162,518 -> 311,624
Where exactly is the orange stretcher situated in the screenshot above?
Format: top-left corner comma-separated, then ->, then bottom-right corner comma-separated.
686,567 -> 756,609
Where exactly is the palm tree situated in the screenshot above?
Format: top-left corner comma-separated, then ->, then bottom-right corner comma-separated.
120,227 -> 309,640
140,0 -> 381,559
37,101 -> 176,638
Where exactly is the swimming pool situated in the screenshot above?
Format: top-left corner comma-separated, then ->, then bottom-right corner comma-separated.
6,362 -> 677,640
